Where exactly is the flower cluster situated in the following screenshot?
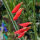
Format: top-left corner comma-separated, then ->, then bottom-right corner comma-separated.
14,22 -> 32,38
12,2 -> 24,20
12,2 -> 32,38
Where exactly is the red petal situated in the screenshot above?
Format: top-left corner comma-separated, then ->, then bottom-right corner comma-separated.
14,28 -> 24,34
19,22 -> 32,27
18,32 -> 25,38
12,2 -> 23,13
13,8 -> 24,20
24,26 -> 31,32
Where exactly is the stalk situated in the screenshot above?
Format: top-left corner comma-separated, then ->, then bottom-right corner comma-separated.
33,0 -> 37,40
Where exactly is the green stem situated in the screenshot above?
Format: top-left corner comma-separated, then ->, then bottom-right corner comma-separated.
33,0 -> 37,40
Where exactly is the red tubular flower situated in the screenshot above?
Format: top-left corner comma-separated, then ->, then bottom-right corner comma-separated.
18,32 -> 25,38
14,28 -> 25,34
13,8 -> 24,20
14,26 -> 31,34
12,2 -> 23,13
14,26 -> 31,38
19,22 -> 32,27
18,26 -> 31,38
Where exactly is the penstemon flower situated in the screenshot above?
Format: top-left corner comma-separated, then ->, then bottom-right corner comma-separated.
14,26 -> 31,38
14,28 -> 25,34
18,32 -> 25,38
19,22 -> 32,27
12,2 -> 23,13
13,8 -> 24,20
